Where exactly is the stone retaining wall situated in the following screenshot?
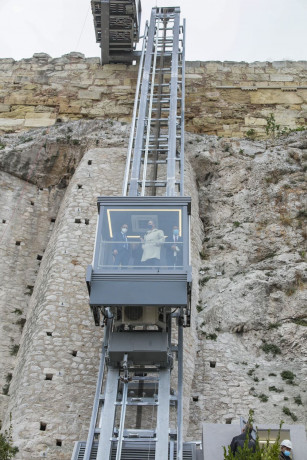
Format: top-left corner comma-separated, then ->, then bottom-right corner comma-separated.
0,52 -> 306,137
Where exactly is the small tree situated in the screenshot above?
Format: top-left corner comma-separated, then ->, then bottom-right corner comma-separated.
223,410 -> 283,459
0,416 -> 18,460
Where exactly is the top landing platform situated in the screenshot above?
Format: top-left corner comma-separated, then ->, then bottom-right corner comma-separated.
91,0 -> 142,64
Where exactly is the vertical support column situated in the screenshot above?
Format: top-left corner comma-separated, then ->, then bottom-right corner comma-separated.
101,0 -> 110,65
96,368 -> 119,460
155,369 -> 171,460
180,19 -> 186,197
83,317 -> 112,460
177,320 -> 183,460
129,8 -> 156,196
166,11 -> 180,197
123,21 -> 148,196
116,355 -> 129,460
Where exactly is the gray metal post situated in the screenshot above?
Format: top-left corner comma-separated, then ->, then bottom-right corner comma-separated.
123,22 -> 148,196
155,369 -> 171,460
129,9 -> 156,196
141,15 -> 161,196
96,368 -> 119,460
166,12 -> 180,197
180,19 -> 186,197
83,316 -> 112,460
177,319 -> 184,460
100,0 -> 110,65
115,354 -> 129,460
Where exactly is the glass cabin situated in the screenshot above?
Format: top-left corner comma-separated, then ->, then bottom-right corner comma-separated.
86,196 -> 191,315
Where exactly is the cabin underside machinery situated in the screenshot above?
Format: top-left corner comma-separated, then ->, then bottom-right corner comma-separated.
72,5 -> 200,460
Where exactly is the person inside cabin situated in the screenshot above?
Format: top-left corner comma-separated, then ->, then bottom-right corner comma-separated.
279,439 -> 292,459
165,225 -> 183,267
230,422 -> 256,456
141,219 -> 164,267
112,223 -> 130,267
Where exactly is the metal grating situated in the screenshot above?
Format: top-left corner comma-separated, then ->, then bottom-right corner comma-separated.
74,441 -> 196,460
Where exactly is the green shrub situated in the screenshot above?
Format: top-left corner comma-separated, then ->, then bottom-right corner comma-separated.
292,317 -> 307,327
223,410 -> 283,459
199,277 -> 211,286
281,370 -> 295,382
202,332 -> 217,341
199,250 -> 208,260
282,406 -> 298,422
294,395 -> 302,405
258,393 -> 268,402
268,322 -> 281,330
15,318 -> 26,331
246,129 -> 256,139
269,386 -> 283,393
266,113 -> 280,138
0,416 -> 19,459
9,345 -> 19,356
261,343 -> 281,356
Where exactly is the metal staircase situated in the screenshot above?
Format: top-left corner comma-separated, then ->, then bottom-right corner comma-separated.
123,7 -> 185,197
72,6 -> 198,460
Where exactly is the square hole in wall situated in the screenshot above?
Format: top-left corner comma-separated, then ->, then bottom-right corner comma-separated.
45,374 -> 53,381
210,361 -> 216,368
75,218 -> 81,224
88,160 -> 92,165
37,255 -> 43,260
71,350 -> 77,357
46,332 -> 53,336
40,422 -> 47,431
50,218 -> 56,223
84,219 -> 90,225
15,241 -> 21,246
2,219 -> 6,223
226,418 -> 232,424
192,395 -> 199,402
30,201 -> 34,206
56,439 -> 62,447
77,184 -> 83,189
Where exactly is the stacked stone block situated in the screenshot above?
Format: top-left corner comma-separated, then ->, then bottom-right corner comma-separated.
0,53 -> 306,137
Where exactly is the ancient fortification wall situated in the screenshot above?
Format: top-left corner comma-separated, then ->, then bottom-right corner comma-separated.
0,53 -> 306,137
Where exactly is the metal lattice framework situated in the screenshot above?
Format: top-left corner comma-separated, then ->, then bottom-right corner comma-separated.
123,7 -> 185,197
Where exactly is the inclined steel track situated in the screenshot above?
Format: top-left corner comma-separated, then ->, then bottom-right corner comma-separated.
123,7 -> 185,197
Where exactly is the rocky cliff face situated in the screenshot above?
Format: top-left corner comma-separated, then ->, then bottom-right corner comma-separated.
186,131 -> 306,439
0,120 -> 306,458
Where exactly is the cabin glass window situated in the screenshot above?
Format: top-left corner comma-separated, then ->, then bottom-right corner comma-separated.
94,205 -> 187,270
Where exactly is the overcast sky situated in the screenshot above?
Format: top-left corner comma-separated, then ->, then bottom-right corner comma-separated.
0,0 -> 306,62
